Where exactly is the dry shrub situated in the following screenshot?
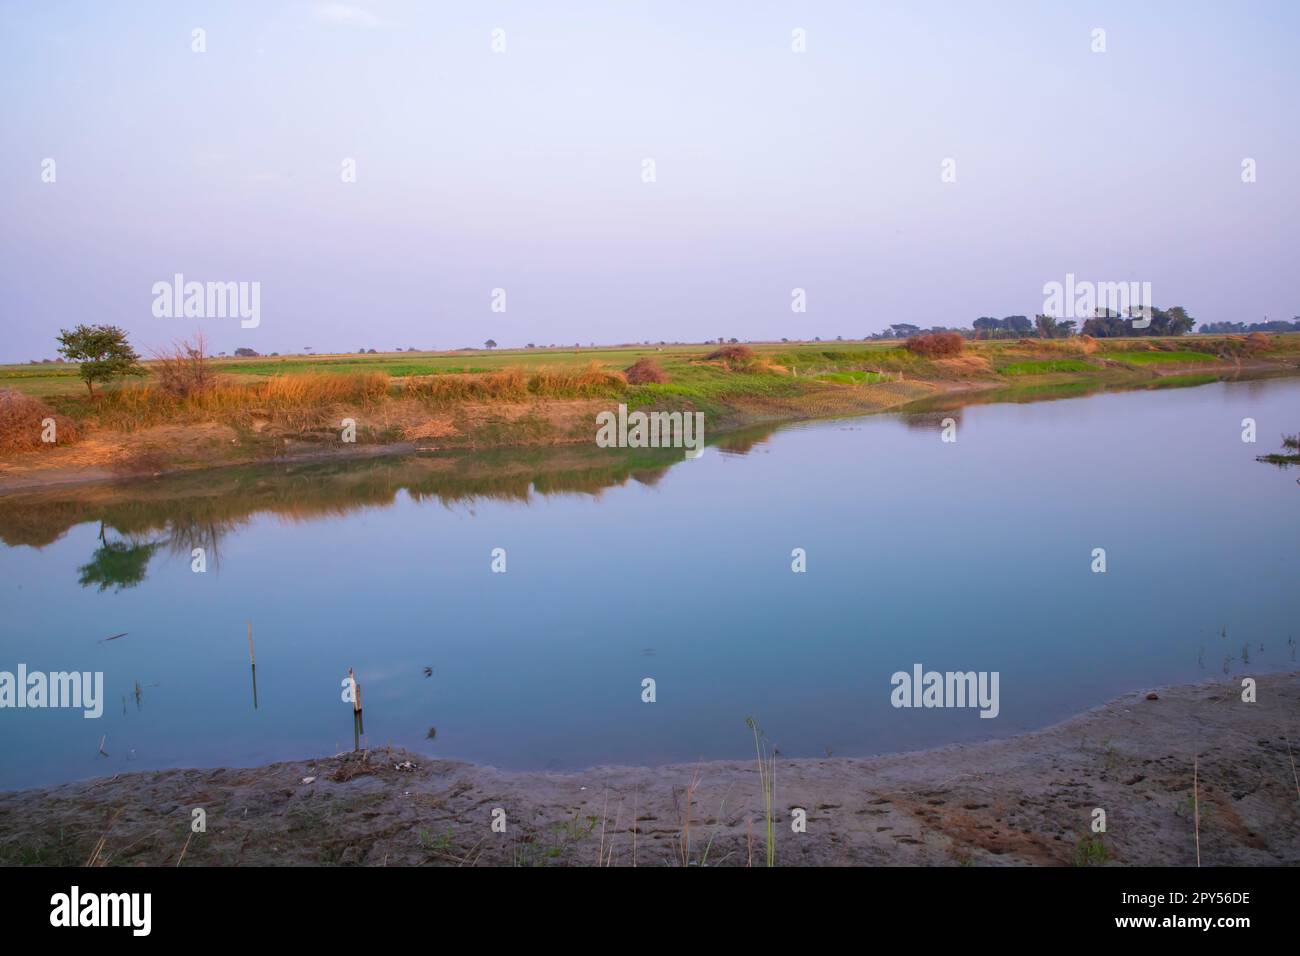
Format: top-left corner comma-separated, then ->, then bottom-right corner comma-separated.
1078,334 -> 1099,354
905,332 -> 964,358
624,357 -> 669,384
151,334 -> 214,398
1246,332 -> 1272,351
0,389 -> 80,452
704,345 -> 755,366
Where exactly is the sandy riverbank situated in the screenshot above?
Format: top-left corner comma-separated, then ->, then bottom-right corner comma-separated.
2,673 -> 1296,866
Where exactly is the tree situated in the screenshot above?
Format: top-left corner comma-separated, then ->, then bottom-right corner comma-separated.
56,324 -> 145,396
485,339 -> 497,349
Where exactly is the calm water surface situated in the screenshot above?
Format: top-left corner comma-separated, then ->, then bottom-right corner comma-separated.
1,377 -> 1298,790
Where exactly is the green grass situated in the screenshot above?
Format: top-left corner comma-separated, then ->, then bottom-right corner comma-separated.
1107,350 -> 1218,365
814,370 -> 888,385
998,359 -> 1094,376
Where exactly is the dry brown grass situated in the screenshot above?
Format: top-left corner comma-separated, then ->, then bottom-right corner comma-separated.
905,333 -> 964,358
404,364 -> 624,403
0,389 -> 80,452
403,370 -> 528,403
704,345 -> 756,366
91,372 -> 391,431
528,362 -> 626,397
624,357 -> 669,384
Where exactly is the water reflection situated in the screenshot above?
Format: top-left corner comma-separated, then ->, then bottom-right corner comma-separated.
0,437 -> 764,585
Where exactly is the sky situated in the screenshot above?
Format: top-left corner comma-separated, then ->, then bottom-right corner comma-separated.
1,0 -> 1297,361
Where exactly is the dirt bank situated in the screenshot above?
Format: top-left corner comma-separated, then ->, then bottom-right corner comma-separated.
0,379 -> 942,495
2,673 -> 1296,866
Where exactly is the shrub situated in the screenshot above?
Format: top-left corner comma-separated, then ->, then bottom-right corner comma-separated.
624,357 -> 669,384
905,332 -> 964,358
152,334 -> 214,398
0,389 -> 80,452
704,344 -> 754,363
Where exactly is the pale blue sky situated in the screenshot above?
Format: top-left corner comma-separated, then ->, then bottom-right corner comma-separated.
2,0 -> 1297,360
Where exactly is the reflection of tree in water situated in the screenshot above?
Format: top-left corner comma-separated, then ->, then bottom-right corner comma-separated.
77,523 -> 162,592
76,514 -> 239,590
712,425 -> 777,456
163,513 -> 241,571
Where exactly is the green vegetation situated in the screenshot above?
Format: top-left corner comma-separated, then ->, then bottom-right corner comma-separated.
55,324 -> 145,396
998,359 -> 1093,376
4,332 -> 1299,480
746,716 -> 777,868
1073,835 -> 1109,866
1107,350 -> 1218,366
1256,432 -> 1300,466
814,370 -> 887,385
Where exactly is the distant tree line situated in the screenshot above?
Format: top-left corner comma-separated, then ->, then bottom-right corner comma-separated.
1079,306 -> 1195,337
1198,318 -> 1300,334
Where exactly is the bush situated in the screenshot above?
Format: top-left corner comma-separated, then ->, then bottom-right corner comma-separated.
704,344 -> 756,368
624,357 -> 669,384
0,389 -> 80,452
905,332 -> 964,358
152,335 -> 214,398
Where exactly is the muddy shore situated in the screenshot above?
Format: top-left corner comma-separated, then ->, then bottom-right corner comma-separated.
2,673 -> 1296,866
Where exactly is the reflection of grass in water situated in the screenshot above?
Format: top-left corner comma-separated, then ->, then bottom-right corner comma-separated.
0,441 -> 695,551
1145,373 -> 1220,389
1256,432 -> 1300,466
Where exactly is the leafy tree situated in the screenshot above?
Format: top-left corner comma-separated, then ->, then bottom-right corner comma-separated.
56,324 -> 145,396
484,339 -> 497,349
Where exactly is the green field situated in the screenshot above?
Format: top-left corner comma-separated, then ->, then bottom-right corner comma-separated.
1108,350 -> 1219,366
998,359 -> 1095,376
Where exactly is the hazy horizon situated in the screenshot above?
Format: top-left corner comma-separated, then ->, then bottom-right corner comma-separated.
3,0 -> 1298,362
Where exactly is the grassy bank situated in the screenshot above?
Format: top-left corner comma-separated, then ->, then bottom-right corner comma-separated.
2,334 -> 1298,488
